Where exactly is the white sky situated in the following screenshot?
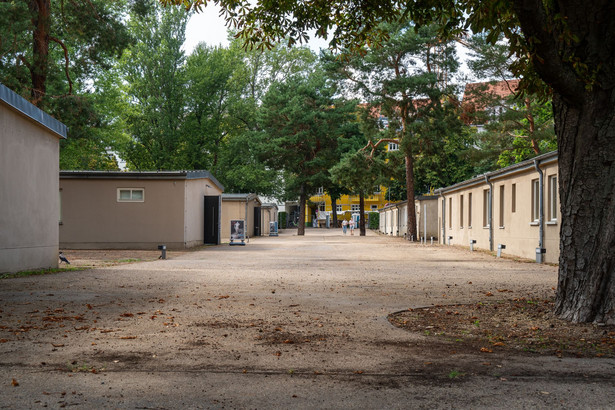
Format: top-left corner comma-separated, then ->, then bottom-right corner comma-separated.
183,5 -> 333,55
183,6 -> 474,87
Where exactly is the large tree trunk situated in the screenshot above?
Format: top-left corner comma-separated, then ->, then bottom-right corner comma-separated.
553,91 -> 615,324
405,154 -> 417,241
331,197 -> 338,227
359,193 -> 366,236
298,184 -> 306,236
29,0 -> 51,106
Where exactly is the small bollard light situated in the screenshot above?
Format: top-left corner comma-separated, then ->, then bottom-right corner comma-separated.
158,245 -> 167,260
448,236 -> 453,245
497,244 -> 506,258
470,239 -> 477,252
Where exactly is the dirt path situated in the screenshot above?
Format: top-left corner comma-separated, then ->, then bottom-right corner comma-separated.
1,229 -> 614,408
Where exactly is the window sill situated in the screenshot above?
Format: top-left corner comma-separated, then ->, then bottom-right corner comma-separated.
499,226 -> 505,229
546,221 -> 558,226
529,221 -> 539,226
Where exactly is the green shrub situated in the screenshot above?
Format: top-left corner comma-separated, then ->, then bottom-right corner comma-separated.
368,212 -> 379,230
278,211 -> 287,228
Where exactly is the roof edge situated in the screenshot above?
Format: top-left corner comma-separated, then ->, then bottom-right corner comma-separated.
0,83 -> 68,139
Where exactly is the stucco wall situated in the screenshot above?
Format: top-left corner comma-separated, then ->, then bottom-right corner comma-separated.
0,102 -> 61,273
438,159 -> 560,264
184,179 -> 223,247
220,198 -> 262,242
60,178 -> 186,249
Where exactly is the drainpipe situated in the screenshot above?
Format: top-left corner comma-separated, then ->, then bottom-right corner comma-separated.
534,159 -> 544,262
439,191 -> 446,245
245,196 -> 249,240
485,175 -> 493,252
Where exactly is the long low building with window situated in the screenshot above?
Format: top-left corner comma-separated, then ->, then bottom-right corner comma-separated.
60,171 -> 224,249
435,151 -> 559,264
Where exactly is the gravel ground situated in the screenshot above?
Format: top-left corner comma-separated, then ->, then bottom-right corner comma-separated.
1,229 -> 614,409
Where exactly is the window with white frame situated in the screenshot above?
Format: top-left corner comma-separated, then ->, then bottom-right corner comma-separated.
351,204 -> 360,212
318,204 -> 326,212
548,175 -> 557,221
531,179 -> 540,222
117,188 -> 144,202
373,185 -> 381,194
371,204 -> 378,211
388,142 -> 399,151
336,205 -> 343,212
316,186 -> 324,195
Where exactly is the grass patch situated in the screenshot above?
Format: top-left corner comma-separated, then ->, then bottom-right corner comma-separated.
0,266 -> 86,280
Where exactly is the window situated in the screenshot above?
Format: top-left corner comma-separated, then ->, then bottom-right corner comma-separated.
387,142 -> 399,151
371,204 -> 378,211
499,185 -> 505,228
548,175 -> 557,221
511,183 -> 516,213
483,189 -> 490,228
318,204 -> 326,212
468,193 -> 472,228
531,179 -> 540,222
373,185 -> 381,194
117,188 -> 144,202
459,195 -> 464,228
336,205 -> 343,212
351,204 -> 360,212
448,197 -> 452,228
316,186 -> 324,195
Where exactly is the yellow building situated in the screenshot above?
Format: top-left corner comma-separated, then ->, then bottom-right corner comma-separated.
307,141 -> 400,226
309,187 -> 389,223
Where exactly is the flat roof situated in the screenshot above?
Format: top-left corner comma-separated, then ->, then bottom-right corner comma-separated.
435,151 -> 557,195
222,193 -> 261,202
60,170 -> 224,192
0,83 -> 68,139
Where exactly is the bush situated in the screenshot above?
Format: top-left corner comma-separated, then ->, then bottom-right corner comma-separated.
278,211 -> 287,228
368,212 -> 379,230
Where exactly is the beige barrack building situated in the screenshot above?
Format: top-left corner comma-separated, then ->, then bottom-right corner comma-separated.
60,171 -> 224,249
0,84 -> 68,273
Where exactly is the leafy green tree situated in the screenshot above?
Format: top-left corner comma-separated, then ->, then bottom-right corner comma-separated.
324,21 -> 460,241
258,71 -> 357,235
330,149 -> 386,236
120,3 -> 189,170
0,0 -> 135,169
463,34 -> 556,170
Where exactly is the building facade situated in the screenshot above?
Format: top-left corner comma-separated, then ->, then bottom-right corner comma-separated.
436,151 -> 559,263
0,84 -> 67,273
60,171 -> 223,249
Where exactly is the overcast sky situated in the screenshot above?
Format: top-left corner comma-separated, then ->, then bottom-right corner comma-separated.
183,6 -> 474,85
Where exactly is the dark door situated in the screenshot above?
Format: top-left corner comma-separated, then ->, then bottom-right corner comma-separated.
204,196 -> 220,245
253,206 -> 262,237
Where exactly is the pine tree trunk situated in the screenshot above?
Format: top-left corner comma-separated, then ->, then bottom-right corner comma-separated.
553,91 -> 615,324
331,197 -> 338,227
359,194 -> 366,236
405,154 -> 417,241
29,0 -> 51,106
298,184 -> 306,236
